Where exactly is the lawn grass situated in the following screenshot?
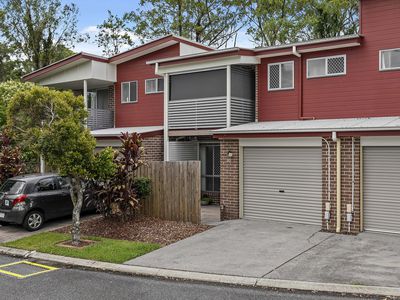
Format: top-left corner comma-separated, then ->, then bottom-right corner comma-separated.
2,232 -> 161,264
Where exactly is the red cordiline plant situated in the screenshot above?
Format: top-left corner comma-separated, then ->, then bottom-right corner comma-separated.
95,132 -> 146,221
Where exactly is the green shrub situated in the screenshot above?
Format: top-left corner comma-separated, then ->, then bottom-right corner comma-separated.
134,177 -> 151,199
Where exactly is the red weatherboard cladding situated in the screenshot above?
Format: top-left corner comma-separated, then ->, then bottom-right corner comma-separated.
114,44 -> 180,127
258,0 -> 400,122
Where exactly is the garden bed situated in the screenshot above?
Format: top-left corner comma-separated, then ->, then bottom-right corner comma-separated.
54,215 -> 211,246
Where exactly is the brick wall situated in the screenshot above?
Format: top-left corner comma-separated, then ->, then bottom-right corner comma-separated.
322,136 -> 361,234
108,85 -> 115,111
142,135 -> 164,161
220,139 -> 239,220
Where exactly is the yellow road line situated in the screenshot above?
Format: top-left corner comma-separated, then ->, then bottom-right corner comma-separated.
0,260 -> 59,279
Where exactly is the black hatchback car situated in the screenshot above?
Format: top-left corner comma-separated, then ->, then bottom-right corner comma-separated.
0,173 -> 93,231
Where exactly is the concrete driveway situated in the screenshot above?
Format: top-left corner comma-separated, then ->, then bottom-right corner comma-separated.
125,219 -> 400,288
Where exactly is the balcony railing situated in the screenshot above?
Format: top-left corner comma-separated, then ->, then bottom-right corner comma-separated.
87,108 -> 114,130
168,97 -> 227,130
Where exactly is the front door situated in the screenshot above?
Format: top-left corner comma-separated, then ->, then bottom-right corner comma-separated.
200,144 -> 220,195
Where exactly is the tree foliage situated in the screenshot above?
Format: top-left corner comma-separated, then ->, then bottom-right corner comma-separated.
40,120 -> 116,244
6,85 -> 86,172
0,80 -> 34,129
0,0 -> 81,72
243,0 -> 359,47
129,0 -> 246,48
95,10 -> 136,56
0,129 -> 24,185
0,43 -> 23,82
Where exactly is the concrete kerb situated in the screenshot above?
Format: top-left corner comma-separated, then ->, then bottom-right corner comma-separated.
0,246 -> 399,298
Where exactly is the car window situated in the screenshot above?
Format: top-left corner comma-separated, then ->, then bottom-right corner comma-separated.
35,178 -> 58,192
57,176 -> 70,189
0,180 -> 25,194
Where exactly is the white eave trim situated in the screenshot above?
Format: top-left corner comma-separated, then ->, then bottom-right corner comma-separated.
155,56 -> 260,75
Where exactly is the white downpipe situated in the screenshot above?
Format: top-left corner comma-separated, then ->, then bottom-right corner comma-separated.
351,137 -> 355,212
292,45 -> 301,57
163,73 -> 170,161
322,137 -> 331,230
226,65 -> 232,128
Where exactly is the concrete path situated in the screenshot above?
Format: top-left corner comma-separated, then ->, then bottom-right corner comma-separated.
125,219 -> 400,288
201,205 -> 220,225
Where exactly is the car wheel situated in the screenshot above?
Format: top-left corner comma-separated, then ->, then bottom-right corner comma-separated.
23,211 -> 44,231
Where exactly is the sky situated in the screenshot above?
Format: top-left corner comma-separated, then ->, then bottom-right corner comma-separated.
61,0 -> 253,56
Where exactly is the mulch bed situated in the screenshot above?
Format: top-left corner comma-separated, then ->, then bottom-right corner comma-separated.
54,216 -> 211,246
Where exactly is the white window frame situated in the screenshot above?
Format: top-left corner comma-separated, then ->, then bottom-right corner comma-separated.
121,81 -> 138,103
145,78 -> 164,94
267,61 -> 294,91
379,48 -> 400,71
306,54 -> 347,79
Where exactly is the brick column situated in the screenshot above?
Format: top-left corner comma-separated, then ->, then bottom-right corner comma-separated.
142,135 -> 164,161
220,139 -> 240,220
322,136 -> 361,234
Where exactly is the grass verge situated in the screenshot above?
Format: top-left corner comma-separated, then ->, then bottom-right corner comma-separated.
2,232 -> 161,264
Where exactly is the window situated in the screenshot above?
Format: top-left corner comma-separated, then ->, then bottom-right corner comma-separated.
307,55 -> 346,78
380,49 -> 400,71
145,78 -> 164,94
121,81 -> 138,103
268,61 -> 294,91
200,144 -> 220,192
0,180 -> 25,195
35,178 -> 58,192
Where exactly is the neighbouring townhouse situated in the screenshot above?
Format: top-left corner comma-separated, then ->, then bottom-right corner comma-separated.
24,0 -> 400,235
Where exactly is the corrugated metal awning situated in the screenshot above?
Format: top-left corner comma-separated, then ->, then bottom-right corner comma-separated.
214,117 -> 400,134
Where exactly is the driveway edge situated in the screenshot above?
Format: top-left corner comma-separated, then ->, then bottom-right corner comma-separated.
0,246 -> 399,297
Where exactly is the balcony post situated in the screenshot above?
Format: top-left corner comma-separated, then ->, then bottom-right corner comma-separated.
226,65 -> 231,128
83,79 -> 88,128
164,73 -> 170,161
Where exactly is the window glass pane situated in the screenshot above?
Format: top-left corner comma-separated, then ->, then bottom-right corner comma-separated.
146,79 -> 156,93
206,177 -> 213,191
157,78 -> 164,92
392,50 -> 400,68
205,146 -> 213,175
0,180 -> 25,194
269,64 -> 280,89
327,56 -> 345,74
97,89 -> 108,109
122,82 -> 130,102
281,62 -> 293,88
129,82 -> 137,102
308,58 -> 326,77
36,178 -> 57,192
214,177 -> 220,191
383,49 -> 400,69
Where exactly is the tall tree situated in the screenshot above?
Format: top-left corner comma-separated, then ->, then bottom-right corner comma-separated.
95,10 -> 136,57
0,0 -> 82,72
0,43 -> 23,82
243,0 -> 308,47
130,0 -> 246,48
243,0 -> 358,48
304,0 -> 359,40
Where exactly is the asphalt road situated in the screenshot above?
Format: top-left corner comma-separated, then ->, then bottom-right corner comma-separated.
0,255 -> 381,300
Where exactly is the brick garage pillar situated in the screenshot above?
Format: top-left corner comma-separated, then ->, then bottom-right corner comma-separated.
142,135 -> 164,161
220,139 -> 239,220
322,136 -> 361,234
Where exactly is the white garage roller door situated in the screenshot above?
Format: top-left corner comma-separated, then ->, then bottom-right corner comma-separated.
363,147 -> 400,234
243,147 -> 322,225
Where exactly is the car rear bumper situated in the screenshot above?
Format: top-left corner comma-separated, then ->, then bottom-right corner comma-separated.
0,209 -> 25,224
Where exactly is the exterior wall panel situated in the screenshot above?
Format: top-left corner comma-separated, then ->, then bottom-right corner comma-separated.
258,0 -> 400,122
115,44 -> 180,127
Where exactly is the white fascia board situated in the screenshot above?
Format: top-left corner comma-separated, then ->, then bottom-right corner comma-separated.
38,60 -> 116,86
361,136 -> 400,147
157,56 -> 260,75
239,137 -> 321,147
217,126 -> 400,134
